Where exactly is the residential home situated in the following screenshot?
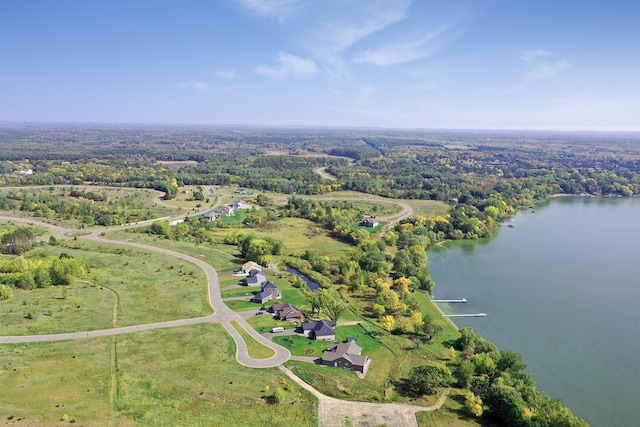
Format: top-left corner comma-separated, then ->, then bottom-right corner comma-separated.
221,206 -> 234,217
245,269 -> 267,287
321,340 -> 371,375
251,281 -> 281,304
302,320 -> 336,341
234,261 -> 262,276
237,188 -> 248,195
203,211 -> 220,221
232,200 -> 247,210
270,302 -> 304,322
361,218 -> 379,228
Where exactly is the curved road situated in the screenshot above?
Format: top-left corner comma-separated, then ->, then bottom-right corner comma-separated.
0,217 -> 291,368
0,195 -> 446,425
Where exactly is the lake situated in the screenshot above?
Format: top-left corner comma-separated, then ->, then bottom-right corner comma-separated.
428,196 -> 640,427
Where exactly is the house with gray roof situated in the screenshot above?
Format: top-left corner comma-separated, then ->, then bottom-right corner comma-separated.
321,340 -> 371,375
245,269 -> 267,287
302,320 -> 336,341
232,200 -> 247,210
251,281 -> 281,304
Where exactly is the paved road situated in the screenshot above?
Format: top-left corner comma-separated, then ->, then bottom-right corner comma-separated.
0,218 -> 291,368
280,366 -> 449,427
0,201 -> 450,422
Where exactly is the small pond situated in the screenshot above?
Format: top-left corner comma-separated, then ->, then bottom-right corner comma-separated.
286,267 -> 321,292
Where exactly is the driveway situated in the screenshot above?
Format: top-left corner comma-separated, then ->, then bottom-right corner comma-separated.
280,366 -> 449,427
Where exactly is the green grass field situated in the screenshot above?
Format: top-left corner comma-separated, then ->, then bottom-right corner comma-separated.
231,320 -> 276,359
245,313 -> 298,333
273,335 -> 331,358
106,229 -> 243,272
0,242 -> 212,335
0,324 -> 317,426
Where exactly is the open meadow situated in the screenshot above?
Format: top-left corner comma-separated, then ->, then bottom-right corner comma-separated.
0,241 -> 211,335
0,323 -> 317,426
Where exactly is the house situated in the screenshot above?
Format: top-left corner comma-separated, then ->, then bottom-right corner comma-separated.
237,188 -> 248,195
232,200 -> 247,210
361,218 -> 379,228
270,302 -> 304,322
245,269 -> 267,287
251,281 -> 281,304
302,320 -> 336,341
321,340 -> 371,375
221,206 -> 234,217
203,211 -> 221,221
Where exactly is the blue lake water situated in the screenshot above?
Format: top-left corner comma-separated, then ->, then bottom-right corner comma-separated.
428,197 -> 640,427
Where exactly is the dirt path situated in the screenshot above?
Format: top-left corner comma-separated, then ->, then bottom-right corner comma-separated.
280,366 -> 449,427
314,166 -> 338,180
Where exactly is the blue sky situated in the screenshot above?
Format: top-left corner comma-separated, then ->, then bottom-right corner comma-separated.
1,0 -> 639,130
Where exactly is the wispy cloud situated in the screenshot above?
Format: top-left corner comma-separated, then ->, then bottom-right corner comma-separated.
317,0 -> 412,54
234,0 -> 300,21
353,27 -> 450,66
215,69 -> 237,80
177,81 -> 210,91
520,49 -> 551,63
520,49 -> 569,80
256,51 -> 318,78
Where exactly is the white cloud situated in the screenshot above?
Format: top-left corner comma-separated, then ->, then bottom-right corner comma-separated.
177,81 -> 210,91
520,49 -> 569,80
215,69 -> 237,80
234,0 -> 300,20
194,81 -> 210,91
318,0 -> 412,53
256,51 -> 318,78
526,60 -> 569,80
520,49 -> 551,63
353,28 -> 449,66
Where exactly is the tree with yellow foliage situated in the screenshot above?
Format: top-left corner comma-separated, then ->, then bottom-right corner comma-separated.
381,315 -> 395,331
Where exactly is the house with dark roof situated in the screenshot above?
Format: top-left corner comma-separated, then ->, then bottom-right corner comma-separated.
203,211 -> 221,221
302,320 -> 336,341
321,340 -> 371,375
251,281 -> 281,304
361,218 -> 379,228
270,302 -> 304,322
245,269 -> 267,287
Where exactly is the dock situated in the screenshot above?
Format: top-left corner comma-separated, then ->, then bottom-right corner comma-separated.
432,298 -> 467,303
444,313 -> 487,318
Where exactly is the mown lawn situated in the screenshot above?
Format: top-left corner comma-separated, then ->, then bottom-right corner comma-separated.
0,324 -> 318,426
245,313 -> 298,333
225,299 -> 263,312
230,320 -> 276,359
272,335 -> 332,358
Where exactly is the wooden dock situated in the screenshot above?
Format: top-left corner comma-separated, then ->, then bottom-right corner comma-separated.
444,313 -> 487,318
432,298 -> 467,303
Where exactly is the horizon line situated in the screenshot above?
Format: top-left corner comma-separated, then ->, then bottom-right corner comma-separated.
1,120 -> 639,134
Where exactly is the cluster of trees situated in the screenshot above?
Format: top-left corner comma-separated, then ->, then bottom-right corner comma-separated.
1,226 -> 44,254
402,328 -> 587,426
0,253 -> 88,298
0,188 -> 155,226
